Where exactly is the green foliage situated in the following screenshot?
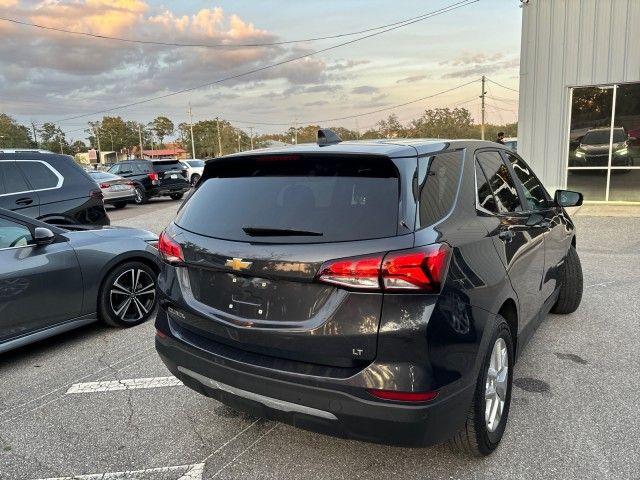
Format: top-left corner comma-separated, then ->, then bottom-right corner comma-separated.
149,116 -> 174,146
0,114 -> 34,148
38,122 -> 68,153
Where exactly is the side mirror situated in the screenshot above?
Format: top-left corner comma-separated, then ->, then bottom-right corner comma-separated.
554,190 -> 583,207
34,227 -> 55,246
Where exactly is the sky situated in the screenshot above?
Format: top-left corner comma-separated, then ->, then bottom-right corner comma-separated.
0,0 -> 523,141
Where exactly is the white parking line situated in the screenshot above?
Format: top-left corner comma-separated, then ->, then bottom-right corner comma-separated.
34,462 -> 204,480
66,376 -> 183,394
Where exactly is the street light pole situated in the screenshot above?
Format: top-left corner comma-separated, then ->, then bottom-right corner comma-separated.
138,123 -> 143,159
216,117 -> 223,157
480,75 -> 487,140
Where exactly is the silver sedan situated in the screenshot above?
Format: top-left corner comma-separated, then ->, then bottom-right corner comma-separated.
89,171 -> 137,209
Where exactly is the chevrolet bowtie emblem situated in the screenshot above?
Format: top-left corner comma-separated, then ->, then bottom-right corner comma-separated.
225,257 -> 252,271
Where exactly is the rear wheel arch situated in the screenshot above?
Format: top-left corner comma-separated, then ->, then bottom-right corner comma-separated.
497,299 -> 518,354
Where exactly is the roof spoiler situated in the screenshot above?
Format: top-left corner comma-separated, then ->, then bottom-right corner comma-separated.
316,129 -> 342,146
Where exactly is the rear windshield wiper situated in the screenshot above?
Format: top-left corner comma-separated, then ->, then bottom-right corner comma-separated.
242,226 -> 323,237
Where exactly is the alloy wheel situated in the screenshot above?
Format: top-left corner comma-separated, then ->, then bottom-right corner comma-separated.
109,268 -> 156,322
485,337 -> 508,432
134,188 -> 144,204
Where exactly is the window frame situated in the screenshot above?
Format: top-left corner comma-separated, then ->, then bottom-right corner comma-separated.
0,160 -> 63,198
473,148 -> 525,216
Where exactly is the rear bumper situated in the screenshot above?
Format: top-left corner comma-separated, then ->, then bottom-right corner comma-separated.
104,193 -> 136,204
156,311 -> 475,447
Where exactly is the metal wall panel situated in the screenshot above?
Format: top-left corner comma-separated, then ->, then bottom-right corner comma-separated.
519,0 -> 640,193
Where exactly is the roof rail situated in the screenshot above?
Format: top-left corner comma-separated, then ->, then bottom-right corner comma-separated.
0,149 -> 55,154
316,129 -> 342,146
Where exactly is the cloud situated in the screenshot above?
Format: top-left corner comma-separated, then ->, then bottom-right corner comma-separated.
304,100 -> 330,107
326,59 -> 370,71
0,1 -> 333,118
438,52 -> 519,79
351,85 -> 379,95
396,74 -> 428,83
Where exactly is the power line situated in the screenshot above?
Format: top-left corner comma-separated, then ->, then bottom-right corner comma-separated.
53,0 -> 479,124
0,1 -> 478,49
486,77 -> 519,93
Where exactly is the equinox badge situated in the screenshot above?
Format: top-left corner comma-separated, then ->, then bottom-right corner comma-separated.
225,257 -> 252,271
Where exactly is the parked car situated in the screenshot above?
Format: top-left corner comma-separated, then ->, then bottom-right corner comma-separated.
88,171 -> 136,209
0,150 -> 109,226
155,132 -> 584,456
574,127 -> 632,166
180,159 -> 205,186
107,159 -> 191,204
0,207 -> 159,354
503,137 -> 517,152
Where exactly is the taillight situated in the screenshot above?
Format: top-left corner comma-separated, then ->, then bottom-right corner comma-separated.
90,189 -> 103,199
99,183 -> 109,189
316,255 -> 382,290
127,181 -> 136,186
381,244 -> 449,292
367,389 -> 438,402
147,172 -> 159,185
158,232 -> 184,264
316,244 -> 449,293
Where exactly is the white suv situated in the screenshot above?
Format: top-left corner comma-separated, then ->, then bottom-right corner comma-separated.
180,159 -> 205,185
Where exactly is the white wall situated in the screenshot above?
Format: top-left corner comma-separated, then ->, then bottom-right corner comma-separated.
518,0 -> 640,192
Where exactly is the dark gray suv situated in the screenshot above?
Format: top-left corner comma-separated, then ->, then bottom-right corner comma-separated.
155,133 -> 583,455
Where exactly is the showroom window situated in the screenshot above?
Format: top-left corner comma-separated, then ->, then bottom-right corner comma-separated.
567,83 -> 640,202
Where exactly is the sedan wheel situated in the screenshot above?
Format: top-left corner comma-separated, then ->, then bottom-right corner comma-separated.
133,187 -> 147,205
99,262 -> 157,327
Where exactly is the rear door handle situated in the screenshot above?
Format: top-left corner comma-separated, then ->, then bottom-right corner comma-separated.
15,197 -> 33,206
498,230 -> 515,242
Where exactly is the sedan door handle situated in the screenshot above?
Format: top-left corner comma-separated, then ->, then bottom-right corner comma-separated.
498,230 -> 515,242
15,197 -> 33,206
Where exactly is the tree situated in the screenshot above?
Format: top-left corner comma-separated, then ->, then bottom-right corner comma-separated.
38,122 -> 69,153
150,116 -> 174,147
375,114 -> 406,138
0,114 -> 34,148
409,108 -> 474,138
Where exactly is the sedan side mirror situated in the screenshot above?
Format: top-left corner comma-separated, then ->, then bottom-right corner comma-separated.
34,227 -> 55,246
554,190 -> 583,207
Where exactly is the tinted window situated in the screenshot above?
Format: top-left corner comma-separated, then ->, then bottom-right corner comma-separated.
108,164 -> 121,174
419,151 -> 463,227
476,161 -> 500,213
505,152 -> 549,211
0,162 -> 30,194
117,163 -> 135,175
152,161 -> 183,172
90,171 -> 120,181
476,152 -> 521,213
0,217 -> 33,249
136,162 -> 152,173
187,160 -> 204,167
17,161 -> 59,190
176,155 -> 399,243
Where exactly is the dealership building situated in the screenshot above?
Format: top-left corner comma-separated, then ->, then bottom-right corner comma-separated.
518,0 -> 640,203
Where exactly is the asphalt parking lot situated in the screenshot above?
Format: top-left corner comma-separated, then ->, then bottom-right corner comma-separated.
1,200 -> 639,480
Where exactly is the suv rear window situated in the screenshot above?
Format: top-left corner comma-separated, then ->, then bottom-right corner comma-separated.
151,161 -> 183,172
175,154 -> 400,243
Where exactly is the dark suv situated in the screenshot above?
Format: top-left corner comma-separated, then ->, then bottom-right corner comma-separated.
155,134 -> 584,455
0,150 -> 109,226
108,159 -> 191,204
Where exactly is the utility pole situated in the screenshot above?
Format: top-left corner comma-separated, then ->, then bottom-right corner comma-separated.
138,123 -> 143,158
59,137 -> 64,154
31,121 -> 38,147
237,132 -> 241,152
293,118 -> 298,144
248,127 -> 254,150
94,126 -> 102,152
480,75 -> 487,140
216,117 -> 223,157
188,102 -> 196,159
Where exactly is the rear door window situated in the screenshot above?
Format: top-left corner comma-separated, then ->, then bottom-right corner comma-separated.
16,161 -> 60,190
152,161 -> 182,173
0,161 -> 30,194
504,152 -> 549,211
418,151 -> 463,227
476,151 -> 522,213
176,155 -> 400,243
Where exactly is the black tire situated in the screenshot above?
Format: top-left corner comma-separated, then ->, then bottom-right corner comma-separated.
170,193 -> 184,200
191,174 -> 201,186
113,202 -> 127,209
449,316 -> 514,456
98,261 -> 157,328
551,245 -> 583,314
133,187 -> 147,205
